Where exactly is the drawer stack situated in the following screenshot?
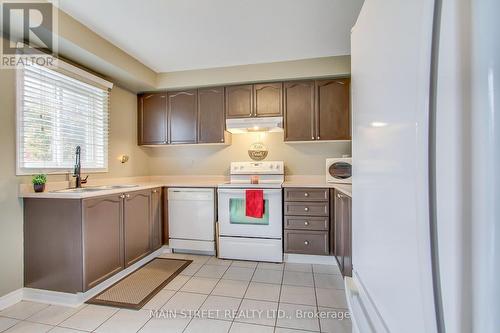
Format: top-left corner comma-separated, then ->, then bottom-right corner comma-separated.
284,188 -> 330,255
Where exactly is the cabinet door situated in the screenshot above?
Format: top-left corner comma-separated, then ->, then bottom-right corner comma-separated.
138,93 -> 167,145
198,87 -> 225,143
315,79 -> 351,140
124,190 -> 151,267
225,84 -> 253,118
342,195 -> 352,277
168,90 -> 197,144
334,190 -> 344,272
284,81 -> 315,141
254,82 -> 282,117
150,188 -> 162,251
83,195 -> 124,290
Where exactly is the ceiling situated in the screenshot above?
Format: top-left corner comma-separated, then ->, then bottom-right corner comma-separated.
58,0 -> 364,73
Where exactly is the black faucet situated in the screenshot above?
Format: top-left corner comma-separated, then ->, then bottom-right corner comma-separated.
73,146 -> 88,188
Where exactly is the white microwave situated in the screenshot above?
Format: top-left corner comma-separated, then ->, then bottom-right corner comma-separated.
326,158 -> 352,184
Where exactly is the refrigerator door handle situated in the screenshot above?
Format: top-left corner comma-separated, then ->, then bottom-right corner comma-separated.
428,0 -> 445,332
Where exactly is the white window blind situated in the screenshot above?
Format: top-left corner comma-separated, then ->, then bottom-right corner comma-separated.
17,65 -> 110,174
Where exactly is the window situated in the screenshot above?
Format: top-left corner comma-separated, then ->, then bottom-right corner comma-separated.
17,63 -> 112,174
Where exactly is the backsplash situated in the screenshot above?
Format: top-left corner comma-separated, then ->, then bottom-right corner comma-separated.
145,132 -> 351,176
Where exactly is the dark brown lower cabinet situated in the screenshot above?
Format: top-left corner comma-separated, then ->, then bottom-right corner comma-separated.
124,190 -> 152,267
333,189 -> 352,277
24,188 -> 161,293
83,195 -> 124,290
284,188 -> 330,255
150,188 -> 163,250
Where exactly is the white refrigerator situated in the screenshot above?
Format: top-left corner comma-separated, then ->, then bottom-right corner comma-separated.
349,0 -> 499,333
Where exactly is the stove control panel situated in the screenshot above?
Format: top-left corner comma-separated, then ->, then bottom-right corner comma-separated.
230,161 -> 284,175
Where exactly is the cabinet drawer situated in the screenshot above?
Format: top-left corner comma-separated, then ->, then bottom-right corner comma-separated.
284,216 -> 329,231
284,188 -> 329,202
284,202 -> 329,216
284,230 -> 329,255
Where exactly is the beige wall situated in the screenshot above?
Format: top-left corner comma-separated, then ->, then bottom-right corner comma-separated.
0,67 -> 149,297
146,133 -> 351,176
0,67 -> 24,297
157,56 -> 350,90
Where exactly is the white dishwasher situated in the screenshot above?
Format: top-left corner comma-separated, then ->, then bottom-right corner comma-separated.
168,188 -> 215,253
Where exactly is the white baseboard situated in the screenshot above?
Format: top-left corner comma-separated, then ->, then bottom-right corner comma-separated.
0,288 -> 23,311
22,246 -> 168,308
284,253 -> 338,265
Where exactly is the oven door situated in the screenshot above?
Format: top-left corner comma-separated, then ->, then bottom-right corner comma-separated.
217,188 -> 282,239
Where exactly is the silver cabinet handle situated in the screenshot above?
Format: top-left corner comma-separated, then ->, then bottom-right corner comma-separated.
125,194 -> 130,198
304,207 -> 309,212
119,194 -> 125,199
304,221 -> 309,226
221,138 -> 224,142
304,240 -> 309,245
304,192 -> 309,197
152,189 -> 157,193
311,136 -> 315,140
317,136 -> 320,140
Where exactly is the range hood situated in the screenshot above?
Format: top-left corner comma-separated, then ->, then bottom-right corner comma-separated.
226,116 -> 283,133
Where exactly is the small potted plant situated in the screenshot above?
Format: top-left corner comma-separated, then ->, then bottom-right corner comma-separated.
32,174 -> 47,193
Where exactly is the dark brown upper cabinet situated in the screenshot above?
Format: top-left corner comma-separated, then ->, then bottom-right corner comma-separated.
284,78 -> 351,142
254,82 -> 283,117
284,81 -> 316,141
225,84 -> 253,118
168,90 -> 198,144
198,87 -> 225,143
226,83 -> 282,119
138,93 -> 167,145
316,79 -> 351,140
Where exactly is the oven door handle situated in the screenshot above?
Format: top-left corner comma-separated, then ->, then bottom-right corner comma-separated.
217,188 -> 282,195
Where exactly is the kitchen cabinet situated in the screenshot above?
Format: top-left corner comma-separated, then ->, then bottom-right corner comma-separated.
198,87 -> 226,143
24,188 -> 159,293
83,195 -> 124,290
225,84 -> 253,118
168,90 -> 197,144
284,81 -> 316,141
226,82 -> 282,118
253,82 -> 283,117
284,188 -> 330,255
124,190 -> 152,267
316,79 -> 351,140
333,189 -> 352,277
162,187 -> 169,245
284,79 -> 351,141
138,93 -> 167,145
150,187 -> 163,250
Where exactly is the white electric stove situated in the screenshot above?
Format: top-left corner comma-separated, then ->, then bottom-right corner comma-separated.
217,161 -> 284,262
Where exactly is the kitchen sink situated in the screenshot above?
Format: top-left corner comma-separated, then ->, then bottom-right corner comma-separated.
52,185 -> 139,193
53,188 -> 105,193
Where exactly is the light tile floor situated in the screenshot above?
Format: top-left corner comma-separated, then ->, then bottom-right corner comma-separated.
0,254 -> 352,333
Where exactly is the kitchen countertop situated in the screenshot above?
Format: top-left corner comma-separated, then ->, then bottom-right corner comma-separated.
19,175 -> 352,199
19,176 -> 226,199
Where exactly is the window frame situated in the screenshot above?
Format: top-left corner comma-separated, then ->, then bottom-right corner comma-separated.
15,60 -> 113,176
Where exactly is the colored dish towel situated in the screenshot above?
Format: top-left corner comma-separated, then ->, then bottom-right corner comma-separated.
245,189 -> 264,218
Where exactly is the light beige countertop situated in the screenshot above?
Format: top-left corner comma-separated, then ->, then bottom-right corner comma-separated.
283,176 -> 352,197
19,176 -> 227,199
19,175 -> 352,199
